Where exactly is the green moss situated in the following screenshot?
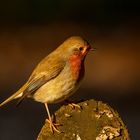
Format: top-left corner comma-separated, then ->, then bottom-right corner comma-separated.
37,99 -> 130,140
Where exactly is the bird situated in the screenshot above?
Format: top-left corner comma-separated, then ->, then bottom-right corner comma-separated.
0,36 -> 93,133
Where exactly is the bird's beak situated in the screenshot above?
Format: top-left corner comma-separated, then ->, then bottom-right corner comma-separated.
86,44 -> 97,52
82,45 -> 96,55
90,47 -> 97,51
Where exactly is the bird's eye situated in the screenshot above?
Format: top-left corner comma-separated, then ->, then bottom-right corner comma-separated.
79,47 -> 84,51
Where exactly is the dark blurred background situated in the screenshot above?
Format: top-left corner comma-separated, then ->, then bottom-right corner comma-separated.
0,0 -> 140,140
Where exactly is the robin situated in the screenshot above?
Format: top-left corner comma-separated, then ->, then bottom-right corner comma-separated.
0,36 -> 94,133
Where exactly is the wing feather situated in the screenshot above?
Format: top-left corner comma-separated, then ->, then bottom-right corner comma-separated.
17,56 -> 65,105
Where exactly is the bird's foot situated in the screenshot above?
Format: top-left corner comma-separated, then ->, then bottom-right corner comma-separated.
65,100 -> 81,109
68,102 -> 81,109
46,118 -> 61,133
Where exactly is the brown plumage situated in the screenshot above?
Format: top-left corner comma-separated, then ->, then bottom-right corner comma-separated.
0,36 -> 92,133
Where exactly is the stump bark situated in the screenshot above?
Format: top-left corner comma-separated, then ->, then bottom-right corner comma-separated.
37,99 -> 130,140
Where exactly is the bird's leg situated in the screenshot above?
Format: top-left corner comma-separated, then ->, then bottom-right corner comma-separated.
44,103 -> 61,133
65,100 -> 81,109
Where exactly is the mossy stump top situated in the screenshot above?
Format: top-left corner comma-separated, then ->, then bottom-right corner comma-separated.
37,99 -> 130,140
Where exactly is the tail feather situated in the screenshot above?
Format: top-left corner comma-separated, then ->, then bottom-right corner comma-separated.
0,82 -> 28,107
0,91 -> 23,107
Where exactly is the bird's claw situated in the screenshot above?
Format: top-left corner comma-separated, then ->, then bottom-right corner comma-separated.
64,100 -> 81,109
68,102 -> 81,109
46,119 -> 62,133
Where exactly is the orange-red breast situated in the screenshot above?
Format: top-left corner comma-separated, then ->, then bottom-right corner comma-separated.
0,36 -> 92,133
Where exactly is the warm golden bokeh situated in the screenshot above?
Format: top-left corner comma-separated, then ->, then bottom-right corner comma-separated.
0,0 -> 139,139
0,23 -> 139,94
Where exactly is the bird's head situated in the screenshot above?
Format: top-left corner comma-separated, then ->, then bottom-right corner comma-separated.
57,36 -> 92,61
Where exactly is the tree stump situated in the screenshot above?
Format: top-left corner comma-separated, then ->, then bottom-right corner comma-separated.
37,99 -> 130,140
